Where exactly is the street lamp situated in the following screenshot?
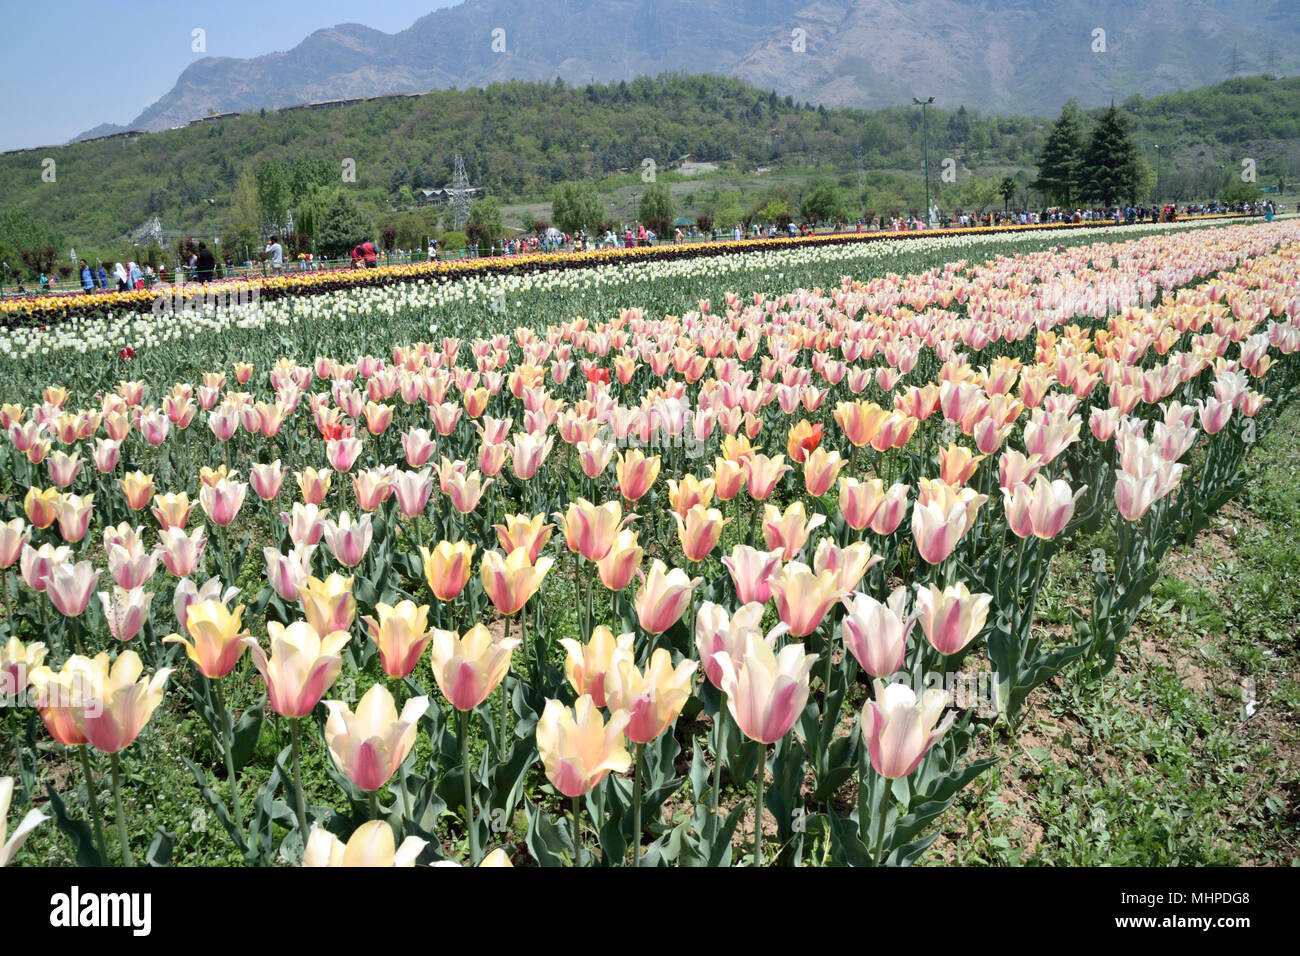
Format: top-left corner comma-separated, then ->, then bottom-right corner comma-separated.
913,96 -> 935,226
1154,145 -> 1161,204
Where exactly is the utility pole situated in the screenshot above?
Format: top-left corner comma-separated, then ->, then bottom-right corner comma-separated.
913,97 -> 935,225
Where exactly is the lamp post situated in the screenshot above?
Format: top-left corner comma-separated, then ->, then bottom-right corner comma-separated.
913,96 -> 935,226
207,197 -> 216,245
1154,145 -> 1161,204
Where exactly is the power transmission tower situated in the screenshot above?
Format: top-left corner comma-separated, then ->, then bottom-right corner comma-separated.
450,154 -> 473,230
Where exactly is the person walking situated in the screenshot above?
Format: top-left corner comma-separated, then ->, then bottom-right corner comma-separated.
265,236 -> 284,273
79,260 -> 94,293
113,263 -> 129,292
196,242 -> 216,282
128,261 -> 144,290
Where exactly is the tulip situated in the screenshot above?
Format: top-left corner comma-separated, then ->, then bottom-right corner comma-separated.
997,449 -> 1044,491
911,481 -> 980,566
841,588 -> 913,677
199,477 -> 247,527
19,542 -> 70,592
392,468 -> 433,518
0,636 -> 47,705
46,450 -> 82,487
420,540 -> 476,601
92,439 -> 120,473
1114,469 -> 1160,521
402,428 -> 436,467
715,633 -> 817,745
1002,475 -> 1086,540
76,650 -> 173,754
559,626 -> 634,707
172,577 -> 239,636
364,401 -> 395,436
119,472 -> 154,511
98,586 -> 153,642
786,420 -> 823,464
576,436 -> 616,478
151,492 -> 192,530
362,600 -> 434,679
250,460 -> 285,500
444,469 -> 492,514
352,467 -> 395,511
768,561 -> 844,638
762,501 -> 825,561
604,647 -> 697,745
244,620 -> 350,719
23,487 -> 59,529
556,498 -> 632,562
321,512 -> 374,567
939,443 -> 986,486
299,573 -> 357,637
53,493 -> 95,543
535,695 -> 632,797
834,400 -> 889,447
106,542 -> 156,591
616,448 -> 661,501
508,431 -> 555,481
861,679 -> 955,779
302,820 -> 428,867
695,601 -> 784,690
154,525 -> 207,577
802,446 -> 845,497
163,598 -> 249,677
674,503 -> 729,562
634,559 -> 701,634
295,467 -> 333,505
481,547 -> 554,616
264,544 -> 315,602
46,560 -> 100,617
199,465 -> 233,488
28,654 -> 103,746
0,519 -> 28,569
595,529 -> 642,591
282,502 -> 329,547
326,437 -> 364,472
913,581 -> 992,655
494,513 -> 552,564
721,544 -> 782,605
812,539 -> 880,594
429,622 -> 520,711
711,456 -> 747,501
745,452 -> 792,501
667,474 -> 716,517
0,775 -> 48,867
323,683 -> 428,792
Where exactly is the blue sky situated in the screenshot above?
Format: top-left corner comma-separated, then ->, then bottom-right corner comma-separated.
0,0 -> 460,152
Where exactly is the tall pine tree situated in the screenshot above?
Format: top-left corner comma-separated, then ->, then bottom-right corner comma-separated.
1081,103 -> 1141,206
1033,100 -> 1084,208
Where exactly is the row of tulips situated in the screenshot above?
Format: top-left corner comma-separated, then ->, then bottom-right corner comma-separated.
0,221 -> 1297,866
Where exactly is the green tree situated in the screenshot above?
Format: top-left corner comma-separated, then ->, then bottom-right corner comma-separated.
1081,104 -> 1141,205
468,197 -> 505,249
1033,100 -> 1085,207
255,161 -> 294,230
800,182 -> 845,223
998,176 -> 1018,211
551,181 -> 604,234
314,190 -> 373,259
638,182 -> 675,226
1222,180 -> 1261,203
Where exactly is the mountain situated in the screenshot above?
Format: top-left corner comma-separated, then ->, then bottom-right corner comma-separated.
87,0 -> 1300,136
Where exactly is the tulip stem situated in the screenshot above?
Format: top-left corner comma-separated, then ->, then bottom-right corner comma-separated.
711,697 -> 726,822
461,708 -> 481,865
214,679 -> 245,842
753,749 -> 765,867
631,742 -> 643,867
289,717 -> 309,843
77,745 -> 110,864
870,771 -> 890,866
108,751 -> 134,867
572,795 -> 584,868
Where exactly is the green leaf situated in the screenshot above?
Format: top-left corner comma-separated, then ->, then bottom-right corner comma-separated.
44,784 -> 105,867
230,702 -> 265,770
